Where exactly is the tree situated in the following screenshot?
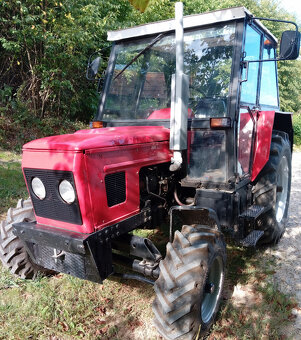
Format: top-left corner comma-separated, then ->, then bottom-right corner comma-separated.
128,0 -> 151,12
0,0 -> 300,131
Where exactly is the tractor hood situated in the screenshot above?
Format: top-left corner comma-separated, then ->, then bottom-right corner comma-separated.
23,126 -> 170,152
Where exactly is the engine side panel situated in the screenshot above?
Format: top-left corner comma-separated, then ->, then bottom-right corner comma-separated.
85,141 -> 172,230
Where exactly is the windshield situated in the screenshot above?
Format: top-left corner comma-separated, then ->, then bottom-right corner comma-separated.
101,24 -> 236,121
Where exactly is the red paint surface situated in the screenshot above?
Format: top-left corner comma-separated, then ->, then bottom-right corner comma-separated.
22,126 -> 171,233
23,126 -> 170,151
238,110 -> 275,181
251,111 -> 275,181
147,107 -> 193,120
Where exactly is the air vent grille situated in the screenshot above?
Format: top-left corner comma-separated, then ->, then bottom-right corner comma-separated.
105,172 -> 126,207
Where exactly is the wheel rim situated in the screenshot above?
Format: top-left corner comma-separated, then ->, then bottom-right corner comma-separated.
275,155 -> 289,223
201,256 -> 224,324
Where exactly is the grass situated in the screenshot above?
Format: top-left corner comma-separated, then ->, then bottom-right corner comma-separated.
0,267 -> 156,340
0,243 -> 296,340
0,151 -> 27,216
210,245 -> 297,339
0,150 -> 297,339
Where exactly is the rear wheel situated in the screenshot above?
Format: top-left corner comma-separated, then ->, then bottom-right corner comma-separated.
252,131 -> 292,244
153,225 -> 226,339
0,198 -> 50,279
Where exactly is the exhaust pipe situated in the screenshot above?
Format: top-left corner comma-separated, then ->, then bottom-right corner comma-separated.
169,2 -> 189,171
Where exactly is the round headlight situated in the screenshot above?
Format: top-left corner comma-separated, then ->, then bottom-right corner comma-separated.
31,177 -> 46,200
59,180 -> 75,204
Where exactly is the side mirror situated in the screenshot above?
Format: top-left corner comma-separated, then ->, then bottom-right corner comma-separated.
86,56 -> 102,80
279,30 -> 300,60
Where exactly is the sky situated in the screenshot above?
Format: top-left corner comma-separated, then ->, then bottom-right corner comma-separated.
279,0 -> 301,23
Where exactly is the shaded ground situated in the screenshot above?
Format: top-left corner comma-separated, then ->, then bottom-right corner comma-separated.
266,152 -> 301,338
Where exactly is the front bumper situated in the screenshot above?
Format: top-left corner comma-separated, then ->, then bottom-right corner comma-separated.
13,208 -> 151,283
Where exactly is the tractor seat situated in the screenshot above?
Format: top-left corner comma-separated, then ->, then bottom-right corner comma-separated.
147,108 -> 193,120
195,98 -> 227,118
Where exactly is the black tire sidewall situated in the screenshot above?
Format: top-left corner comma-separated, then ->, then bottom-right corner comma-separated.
200,245 -> 226,332
276,146 -> 291,230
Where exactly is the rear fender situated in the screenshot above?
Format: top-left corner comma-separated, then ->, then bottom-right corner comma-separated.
273,112 -> 293,152
251,111 -> 293,182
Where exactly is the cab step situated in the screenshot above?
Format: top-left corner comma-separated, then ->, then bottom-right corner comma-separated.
240,230 -> 264,247
239,205 -> 266,220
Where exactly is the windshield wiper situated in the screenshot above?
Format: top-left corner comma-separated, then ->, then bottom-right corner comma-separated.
113,33 -> 165,80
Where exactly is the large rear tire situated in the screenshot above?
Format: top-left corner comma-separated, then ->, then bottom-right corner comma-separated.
0,198 -> 49,279
152,225 -> 226,340
252,131 -> 292,244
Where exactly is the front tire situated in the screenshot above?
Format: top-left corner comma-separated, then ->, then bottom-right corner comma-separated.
252,131 -> 292,244
152,225 -> 226,339
0,198 -> 48,279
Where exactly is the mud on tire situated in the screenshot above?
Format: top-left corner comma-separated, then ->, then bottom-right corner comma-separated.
252,131 -> 292,244
0,198 -> 49,279
152,225 -> 226,340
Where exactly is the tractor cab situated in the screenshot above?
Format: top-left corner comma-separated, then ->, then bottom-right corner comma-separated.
93,7 -> 297,188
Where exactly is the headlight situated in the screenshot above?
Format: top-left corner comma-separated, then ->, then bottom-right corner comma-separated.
59,180 -> 75,204
31,177 -> 46,200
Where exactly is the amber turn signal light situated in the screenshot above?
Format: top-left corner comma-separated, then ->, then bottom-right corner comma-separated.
210,117 -> 231,129
91,121 -> 104,128
264,39 -> 272,46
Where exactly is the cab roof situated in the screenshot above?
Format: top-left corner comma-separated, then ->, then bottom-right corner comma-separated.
107,7 -> 277,43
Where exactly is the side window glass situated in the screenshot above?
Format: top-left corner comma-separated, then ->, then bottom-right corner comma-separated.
241,25 -> 261,105
259,41 -> 278,107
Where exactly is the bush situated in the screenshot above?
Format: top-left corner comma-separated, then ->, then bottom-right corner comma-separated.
0,0 -> 137,122
0,108 -> 87,152
293,114 -> 301,146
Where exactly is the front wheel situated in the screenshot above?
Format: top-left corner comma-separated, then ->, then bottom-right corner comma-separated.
152,225 -> 226,339
0,198 -> 51,279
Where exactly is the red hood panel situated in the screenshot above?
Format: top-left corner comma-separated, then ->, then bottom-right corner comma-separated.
23,126 -> 170,151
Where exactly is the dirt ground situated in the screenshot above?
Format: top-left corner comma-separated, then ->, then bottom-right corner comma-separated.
266,152 -> 301,338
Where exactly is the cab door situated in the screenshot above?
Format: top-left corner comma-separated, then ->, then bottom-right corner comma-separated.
238,23 -> 279,177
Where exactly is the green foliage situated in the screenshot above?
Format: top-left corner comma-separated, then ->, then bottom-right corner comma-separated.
0,111 -> 87,152
279,60 -> 301,113
293,114 -> 301,145
0,0 -> 137,123
0,0 -> 300,152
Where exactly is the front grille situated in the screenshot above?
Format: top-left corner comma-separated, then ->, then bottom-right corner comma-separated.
105,171 -> 126,207
24,168 -> 82,225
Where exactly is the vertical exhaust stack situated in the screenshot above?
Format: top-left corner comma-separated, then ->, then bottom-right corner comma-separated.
169,2 -> 189,172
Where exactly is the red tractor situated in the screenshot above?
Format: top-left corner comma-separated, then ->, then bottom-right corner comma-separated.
1,3 -> 300,339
